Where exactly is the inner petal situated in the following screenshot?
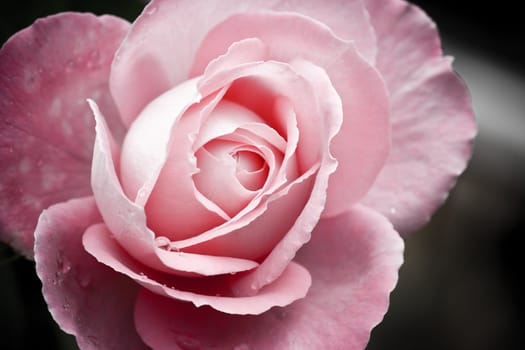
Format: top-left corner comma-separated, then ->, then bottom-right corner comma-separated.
233,149 -> 264,172
193,145 -> 253,217
194,138 -> 276,219
231,148 -> 268,191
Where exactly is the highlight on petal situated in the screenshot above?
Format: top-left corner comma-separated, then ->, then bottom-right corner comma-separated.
83,223 -> 311,315
119,77 -> 202,206
133,205 -> 404,350
34,196 -> 147,350
0,12 -> 129,257
362,0 -> 476,233
110,0 -> 376,126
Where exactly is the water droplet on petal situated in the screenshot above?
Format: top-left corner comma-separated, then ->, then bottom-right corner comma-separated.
168,243 -> 180,252
174,335 -> 201,350
56,254 -> 71,274
63,301 -> 71,311
85,52 -> 96,68
87,335 -> 99,346
275,308 -> 287,320
145,6 -> 157,15
77,274 -> 91,288
66,59 -> 75,72
250,282 -> 258,291
155,236 -> 170,247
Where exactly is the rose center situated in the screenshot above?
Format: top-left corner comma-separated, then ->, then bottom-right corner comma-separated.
231,149 -> 268,191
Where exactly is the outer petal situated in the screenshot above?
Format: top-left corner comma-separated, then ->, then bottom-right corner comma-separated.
110,0 -> 376,126
83,223 -> 311,315
133,205 -> 404,350
84,224 -> 259,277
362,0 -> 476,233
34,196 -> 147,350
0,13 -> 129,257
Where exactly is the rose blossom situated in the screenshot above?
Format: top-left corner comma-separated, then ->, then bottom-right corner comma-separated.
0,0 -> 475,349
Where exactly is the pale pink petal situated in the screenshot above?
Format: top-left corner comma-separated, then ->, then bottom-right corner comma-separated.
132,205 -> 404,350
191,99 -> 283,216
362,0 -> 476,233
33,196 -> 147,350
90,101 -> 251,276
185,168 -> 317,261
289,58 -> 383,217
0,13 -> 129,257
218,63 -> 344,295
194,146 -> 255,216
84,225 -> 311,315
89,99 -> 156,262
195,12 -> 390,216
193,100 -> 285,151
84,224 -> 259,277
143,96 -> 232,241
110,0 -> 376,126
172,60 -> 342,282
198,59 -> 326,172
201,81 -> 299,202
164,60 -> 328,253
192,37 -> 268,78
194,137 -> 279,217
119,77 -> 201,205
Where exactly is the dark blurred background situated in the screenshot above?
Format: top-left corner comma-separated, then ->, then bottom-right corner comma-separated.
1,1 -> 524,349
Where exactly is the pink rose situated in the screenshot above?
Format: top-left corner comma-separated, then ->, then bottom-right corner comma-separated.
0,0 -> 475,349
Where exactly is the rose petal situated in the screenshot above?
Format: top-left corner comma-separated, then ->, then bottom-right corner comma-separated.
198,59 -> 326,172
110,0 -> 376,126
194,11 -> 390,216
0,13 -> 129,257
196,51 -> 301,195
185,167 -> 317,261
132,205 -> 403,350
33,196 -> 147,350
194,37 -> 268,78
194,133 -> 280,217
84,224 -> 260,276
194,146 -> 256,216
119,77 -> 202,205
143,93 -> 233,240
83,225 -> 311,315
90,100 -> 255,276
172,60 -> 341,285
89,99 -> 155,262
167,61 -> 339,261
362,0 -> 476,233
193,99 -> 285,151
